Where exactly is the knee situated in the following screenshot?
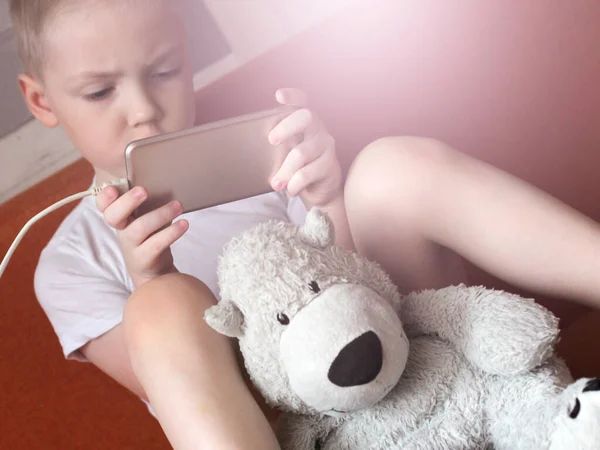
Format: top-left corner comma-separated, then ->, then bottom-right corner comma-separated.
123,273 -> 217,347
346,136 -> 453,194
345,136 -> 455,214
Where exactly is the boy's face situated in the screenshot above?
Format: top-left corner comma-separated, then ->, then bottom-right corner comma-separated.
33,0 -> 196,181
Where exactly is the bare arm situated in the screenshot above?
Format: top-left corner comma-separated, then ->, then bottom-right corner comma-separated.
268,88 -> 356,252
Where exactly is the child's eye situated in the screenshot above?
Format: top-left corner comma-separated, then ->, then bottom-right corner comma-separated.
84,87 -> 114,102
152,68 -> 181,79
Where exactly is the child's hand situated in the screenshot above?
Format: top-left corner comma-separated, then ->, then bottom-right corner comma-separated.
269,88 -> 343,208
96,186 -> 189,288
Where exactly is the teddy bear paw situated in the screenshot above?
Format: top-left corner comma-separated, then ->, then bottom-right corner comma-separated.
549,378 -> 600,449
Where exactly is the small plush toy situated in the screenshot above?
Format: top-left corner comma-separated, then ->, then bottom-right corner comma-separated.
205,208 -> 600,449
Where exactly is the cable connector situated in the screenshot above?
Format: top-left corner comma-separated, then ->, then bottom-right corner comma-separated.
0,178 -> 129,279
90,178 -> 129,196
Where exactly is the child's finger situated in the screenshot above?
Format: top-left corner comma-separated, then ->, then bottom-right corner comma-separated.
275,88 -> 308,107
124,200 -> 183,246
103,187 -> 147,230
95,185 -> 120,213
287,150 -> 337,198
137,219 -> 189,263
269,108 -> 313,145
271,135 -> 329,190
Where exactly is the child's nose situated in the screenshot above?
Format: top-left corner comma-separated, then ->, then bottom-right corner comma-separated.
128,85 -> 160,128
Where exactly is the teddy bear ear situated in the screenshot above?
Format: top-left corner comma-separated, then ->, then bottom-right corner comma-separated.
298,208 -> 335,249
204,299 -> 245,338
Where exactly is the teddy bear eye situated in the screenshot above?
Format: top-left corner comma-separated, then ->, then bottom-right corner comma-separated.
309,281 -> 321,293
277,313 -> 290,325
569,397 -> 581,419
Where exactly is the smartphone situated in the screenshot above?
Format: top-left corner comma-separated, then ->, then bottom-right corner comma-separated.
124,105 -> 299,218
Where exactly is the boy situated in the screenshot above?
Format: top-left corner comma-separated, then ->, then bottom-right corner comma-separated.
10,0 -> 600,448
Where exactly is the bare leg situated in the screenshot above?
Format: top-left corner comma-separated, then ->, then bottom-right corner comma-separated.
344,136 -> 600,307
344,137 -> 468,293
122,272 -> 280,450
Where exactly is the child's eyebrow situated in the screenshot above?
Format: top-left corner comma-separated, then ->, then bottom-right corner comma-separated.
66,45 -> 184,84
68,70 -> 123,81
64,70 -> 123,91
147,44 -> 184,68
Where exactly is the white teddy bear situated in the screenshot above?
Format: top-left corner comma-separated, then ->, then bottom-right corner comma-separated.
205,208 -> 600,449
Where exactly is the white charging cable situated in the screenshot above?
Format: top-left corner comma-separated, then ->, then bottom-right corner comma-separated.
0,178 -> 128,279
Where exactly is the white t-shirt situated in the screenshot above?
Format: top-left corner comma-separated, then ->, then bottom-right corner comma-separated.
34,190 -> 307,361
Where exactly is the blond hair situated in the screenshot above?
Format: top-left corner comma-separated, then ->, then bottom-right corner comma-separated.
8,0 -> 65,78
9,0 -> 186,79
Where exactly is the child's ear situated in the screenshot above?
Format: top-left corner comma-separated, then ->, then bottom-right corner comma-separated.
18,74 -> 59,128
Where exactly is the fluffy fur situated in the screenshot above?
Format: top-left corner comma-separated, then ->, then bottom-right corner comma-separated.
205,208 -> 600,449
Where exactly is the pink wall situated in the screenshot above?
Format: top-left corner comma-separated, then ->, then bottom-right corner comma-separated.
311,1 -> 600,208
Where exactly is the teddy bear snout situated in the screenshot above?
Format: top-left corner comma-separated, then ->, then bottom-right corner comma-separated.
279,283 -> 409,414
328,331 -> 383,387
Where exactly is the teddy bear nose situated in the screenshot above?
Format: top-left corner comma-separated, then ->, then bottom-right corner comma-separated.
328,331 -> 383,387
